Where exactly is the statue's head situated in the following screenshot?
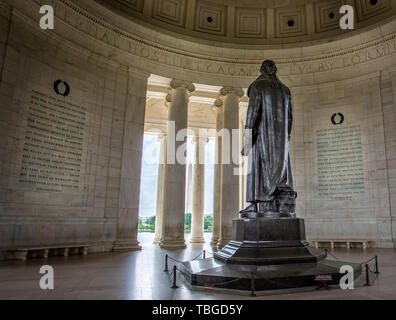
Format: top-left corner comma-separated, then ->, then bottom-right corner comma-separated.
260,60 -> 277,75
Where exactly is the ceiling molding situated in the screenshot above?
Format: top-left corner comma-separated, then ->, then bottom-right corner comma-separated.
98,0 -> 396,45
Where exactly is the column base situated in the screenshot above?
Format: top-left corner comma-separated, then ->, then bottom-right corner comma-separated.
160,239 -> 187,249
113,240 -> 142,252
190,236 -> 205,244
153,237 -> 162,245
210,237 -> 219,247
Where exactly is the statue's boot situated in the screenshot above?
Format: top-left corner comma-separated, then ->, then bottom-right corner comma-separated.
239,203 -> 257,214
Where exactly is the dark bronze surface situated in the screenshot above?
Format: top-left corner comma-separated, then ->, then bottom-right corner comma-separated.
180,258 -> 362,291
181,217 -> 363,291
241,60 -> 297,217
232,217 -> 306,242
215,217 -> 323,265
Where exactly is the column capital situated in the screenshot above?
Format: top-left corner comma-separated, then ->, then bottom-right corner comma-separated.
214,98 -> 223,108
157,132 -> 168,142
164,93 -> 172,107
220,87 -> 244,98
170,79 -> 196,92
211,98 -> 223,113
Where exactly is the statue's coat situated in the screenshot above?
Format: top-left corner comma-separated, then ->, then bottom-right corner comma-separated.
244,73 -> 294,203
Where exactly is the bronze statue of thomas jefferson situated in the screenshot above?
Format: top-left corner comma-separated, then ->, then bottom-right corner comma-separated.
241,60 -> 297,217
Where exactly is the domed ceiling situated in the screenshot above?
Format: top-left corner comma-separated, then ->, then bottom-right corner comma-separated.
95,0 -> 396,46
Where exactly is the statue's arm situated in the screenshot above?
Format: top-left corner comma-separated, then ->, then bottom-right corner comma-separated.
242,93 -> 261,156
288,94 -> 293,140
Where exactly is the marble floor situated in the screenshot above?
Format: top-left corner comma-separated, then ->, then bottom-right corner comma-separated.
0,232 -> 395,300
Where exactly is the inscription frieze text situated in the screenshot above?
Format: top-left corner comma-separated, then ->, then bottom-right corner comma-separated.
316,125 -> 366,200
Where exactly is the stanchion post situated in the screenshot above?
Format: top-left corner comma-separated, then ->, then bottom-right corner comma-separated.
375,256 -> 379,274
203,250 -> 206,259
172,265 -> 179,289
325,249 -> 328,258
364,264 -> 370,286
164,254 -> 169,272
250,272 -> 256,297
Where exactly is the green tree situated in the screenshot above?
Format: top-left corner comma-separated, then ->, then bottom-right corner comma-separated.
185,213 -> 191,230
138,216 -> 156,231
204,215 -> 213,231
146,216 -> 156,226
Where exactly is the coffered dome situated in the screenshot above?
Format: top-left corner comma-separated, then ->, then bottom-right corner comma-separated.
95,0 -> 396,46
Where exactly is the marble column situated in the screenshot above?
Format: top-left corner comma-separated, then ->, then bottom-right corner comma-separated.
113,67 -> 149,251
153,133 -> 167,245
218,87 -> 244,249
211,99 -> 223,247
190,136 -> 208,243
160,79 -> 195,249
185,163 -> 193,213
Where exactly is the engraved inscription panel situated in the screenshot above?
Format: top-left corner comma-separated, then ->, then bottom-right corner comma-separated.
19,90 -> 86,193
316,125 -> 366,200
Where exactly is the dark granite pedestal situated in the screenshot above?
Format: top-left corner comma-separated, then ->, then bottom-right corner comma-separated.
181,217 -> 362,291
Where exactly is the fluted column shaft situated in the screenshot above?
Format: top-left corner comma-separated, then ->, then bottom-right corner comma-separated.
218,87 -> 244,249
190,136 -> 208,243
160,79 -> 195,249
153,133 -> 167,244
211,99 -> 223,247
186,164 -> 193,213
